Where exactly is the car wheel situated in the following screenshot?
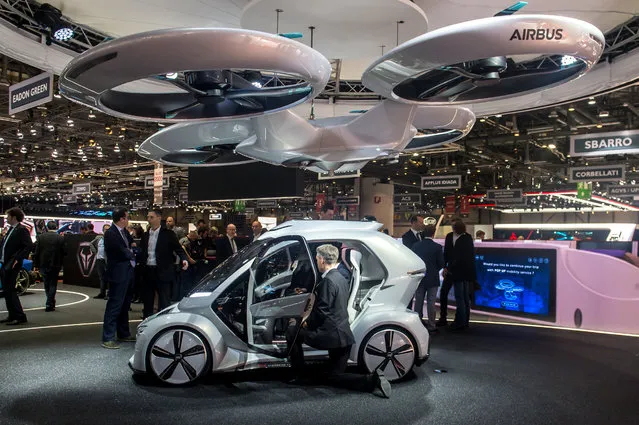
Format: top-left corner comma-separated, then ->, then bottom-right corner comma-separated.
146,327 -> 212,386
358,325 -> 416,382
16,269 -> 30,296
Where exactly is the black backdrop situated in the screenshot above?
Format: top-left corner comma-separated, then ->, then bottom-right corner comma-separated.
188,162 -> 304,201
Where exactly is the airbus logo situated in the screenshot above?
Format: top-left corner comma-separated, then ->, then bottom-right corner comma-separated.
510,28 -> 563,41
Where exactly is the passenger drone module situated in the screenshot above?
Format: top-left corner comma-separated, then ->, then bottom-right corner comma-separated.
59,3 -> 604,174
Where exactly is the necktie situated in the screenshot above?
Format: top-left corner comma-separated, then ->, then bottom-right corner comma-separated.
417,233 -> 421,241
120,228 -> 130,247
231,238 -> 237,254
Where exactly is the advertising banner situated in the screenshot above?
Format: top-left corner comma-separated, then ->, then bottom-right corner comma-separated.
576,182 -> 592,200
144,176 -> 169,189
153,163 -> 164,206
421,175 -> 462,190
256,200 -> 277,208
317,169 -> 361,180
72,182 -> 91,195
607,185 -> 639,197
335,196 -> 360,206
460,195 -> 471,215
445,195 -> 456,214
132,200 -> 148,209
8,72 -> 54,114
393,193 -> 421,204
62,194 -> 77,204
289,211 -> 306,219
570,130 -> 639,157
486,189 -> 524,205
568,164 -> 625,183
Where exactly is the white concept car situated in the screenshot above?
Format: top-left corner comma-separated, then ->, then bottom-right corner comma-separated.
129,221 -> 430,385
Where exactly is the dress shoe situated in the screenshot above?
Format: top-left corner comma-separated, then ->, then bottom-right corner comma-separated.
0,317 -> 12,323
6,319 -> 27,326
118,335 -> 136,342
372,370 -> 392,398
436,319 -> 448,327
93,293 -> 106,299
101,341 -> 120,349
45,306 -> 55,312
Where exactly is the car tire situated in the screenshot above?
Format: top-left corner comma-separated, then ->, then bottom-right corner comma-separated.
146,326 -> 212,386
16,269 -> 30,296
358,325 -> 417,382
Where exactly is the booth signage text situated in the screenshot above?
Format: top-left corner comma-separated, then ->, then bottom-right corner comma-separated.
570,130 -> 639,157
9,72 -> 54,114
568,165 -> 625,182
421,175 -> 461,190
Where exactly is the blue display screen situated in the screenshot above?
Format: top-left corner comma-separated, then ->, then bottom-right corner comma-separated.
473,248 -> 556,321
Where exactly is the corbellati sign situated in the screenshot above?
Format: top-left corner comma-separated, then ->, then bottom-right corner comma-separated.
569,165 -> 625,183
570,130 -> 639,157
8,72 -> 54,114
510,28 -> 563,41
421,175 -> 462,190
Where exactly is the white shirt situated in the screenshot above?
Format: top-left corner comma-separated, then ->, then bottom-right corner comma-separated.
321,265 -> 339,279
97,238 -> 106,260
147,227 -> 160,266
453,233 -> 461,246
228,236 -> 237,254
0,224 -> 16,263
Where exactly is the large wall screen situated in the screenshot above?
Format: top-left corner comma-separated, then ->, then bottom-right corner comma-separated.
473,247 -> 557,321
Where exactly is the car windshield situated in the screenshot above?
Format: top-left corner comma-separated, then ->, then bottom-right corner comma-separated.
188,241 -> 264,295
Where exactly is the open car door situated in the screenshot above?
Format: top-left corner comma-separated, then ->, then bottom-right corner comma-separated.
246,235 -> 318,358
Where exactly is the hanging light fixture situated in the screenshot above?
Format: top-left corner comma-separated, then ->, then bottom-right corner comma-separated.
114,143 -> 120,153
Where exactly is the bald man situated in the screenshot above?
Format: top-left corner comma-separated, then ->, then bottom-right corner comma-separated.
215,223 -> 238,264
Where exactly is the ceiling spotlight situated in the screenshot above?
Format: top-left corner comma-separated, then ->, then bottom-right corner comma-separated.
67,118 -> 74,124
51,149 -> 58,158
81,155 -> 88,162
20,145 -> 27,154
479,118 -> 486,122
88,111 -> 96,118
34,3 -> 74,42
568,106 -> 575,112
596,123 -> 603,128
77,148 -> 84,155
29,128 -> 37,135
598,110 -> 609,118
495,114 -> 502,118
53,93 -> 61,99
548,143 -> 556,149
16,130 -> 23,138
588,97 -> 596,105
114,143 -> 120,153
514,132 -> 520,137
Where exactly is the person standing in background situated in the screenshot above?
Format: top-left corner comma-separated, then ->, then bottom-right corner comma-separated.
249,220 -> 267,243
0,208 -> 33,325
318,203 -> 335,220
33,221 -> 65,312
410,224 -> 444,333
442,220 -> 476,330
101,208 -> 136,349
402,215 -> 425,250
216,223 -> 238,264
92,224 -> 110,299
140,209 -> 188,319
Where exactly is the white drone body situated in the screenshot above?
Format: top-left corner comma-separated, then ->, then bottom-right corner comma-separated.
59,12 -> 604,173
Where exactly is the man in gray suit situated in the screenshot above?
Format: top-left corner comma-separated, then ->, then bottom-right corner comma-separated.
286,244 -> 391,398
34,221 -> 66,311
411,224 -> 444,333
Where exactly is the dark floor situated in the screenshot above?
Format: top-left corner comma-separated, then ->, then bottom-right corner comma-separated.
1,284 -> 638,425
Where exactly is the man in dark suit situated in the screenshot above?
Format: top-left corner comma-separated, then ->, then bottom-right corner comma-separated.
140,209 -> 188,319
0,208 -> 33,325
216,223 -> 238,264
411,224 -> 444,332
249,220 -> 267,243
34,221 -> 65,312
401,214 -> 425,249
286,244 -> 391,398
441,220 -> 476,330
101,207 -> 136,349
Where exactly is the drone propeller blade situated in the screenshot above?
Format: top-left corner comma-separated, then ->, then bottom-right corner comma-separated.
232,97 -> 264,110
279,32 -> 303,39
164,101 -> 200,119
494,1 -> 528,16
226,84 -> 311,99
168,79 -> 207,96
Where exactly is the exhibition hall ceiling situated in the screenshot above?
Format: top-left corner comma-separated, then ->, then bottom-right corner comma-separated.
0,0 -> 636,212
